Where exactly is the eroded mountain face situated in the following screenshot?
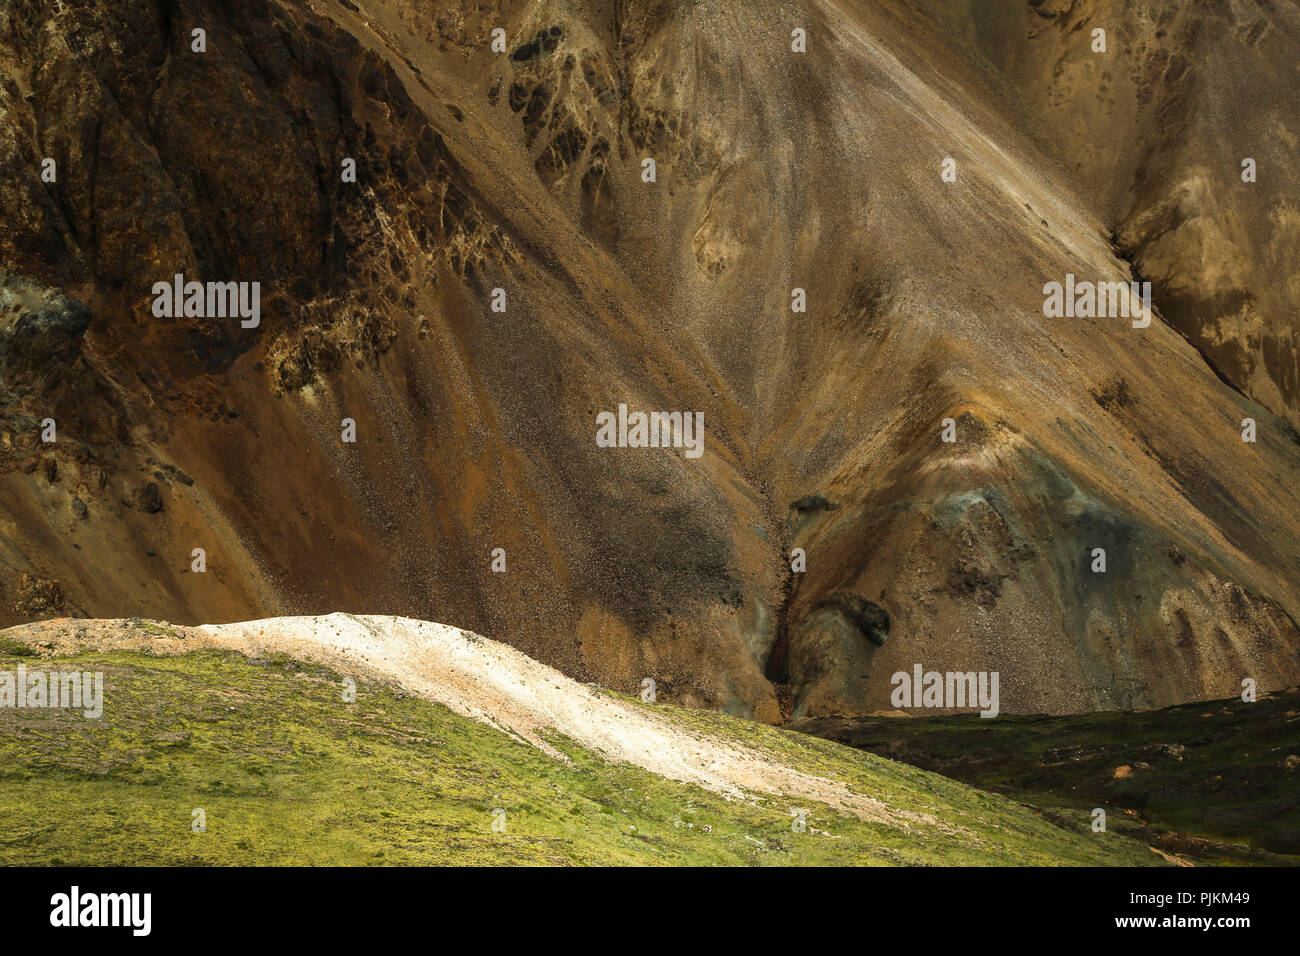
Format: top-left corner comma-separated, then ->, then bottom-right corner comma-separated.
904,0 -> 1300,426
1,0 -> 1297,720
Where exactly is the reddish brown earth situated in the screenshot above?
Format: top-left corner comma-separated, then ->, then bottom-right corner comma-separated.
1,0 -> 1297,720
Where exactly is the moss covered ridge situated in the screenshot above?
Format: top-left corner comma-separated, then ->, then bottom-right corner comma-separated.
0,614 -> 1166,865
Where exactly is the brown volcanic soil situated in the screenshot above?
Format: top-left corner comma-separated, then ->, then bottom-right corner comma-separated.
903,0 -> 1300,425
0,0 -> 1298,720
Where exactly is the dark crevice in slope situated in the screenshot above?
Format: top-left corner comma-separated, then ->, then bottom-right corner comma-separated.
1109,238 -> 1254,409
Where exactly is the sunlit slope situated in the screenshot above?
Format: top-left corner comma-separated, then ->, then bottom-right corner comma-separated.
0,615 -> 1165,865
0,0 -> 1296,718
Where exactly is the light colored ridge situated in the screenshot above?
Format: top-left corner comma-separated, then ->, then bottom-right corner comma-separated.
197,613 -> 913,825
16,613 -> 924,826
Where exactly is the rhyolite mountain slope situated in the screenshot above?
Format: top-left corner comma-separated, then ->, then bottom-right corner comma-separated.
0,0 -> 1297,721
901,0 -> 1300,427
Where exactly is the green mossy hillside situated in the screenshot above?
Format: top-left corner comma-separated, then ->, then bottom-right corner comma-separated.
0,649 -> 1168,866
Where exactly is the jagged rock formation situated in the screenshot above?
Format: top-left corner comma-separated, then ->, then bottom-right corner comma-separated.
0,0 -> 1298,719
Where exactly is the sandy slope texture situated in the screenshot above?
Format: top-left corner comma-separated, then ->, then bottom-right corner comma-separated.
2,0 -> 1298,721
